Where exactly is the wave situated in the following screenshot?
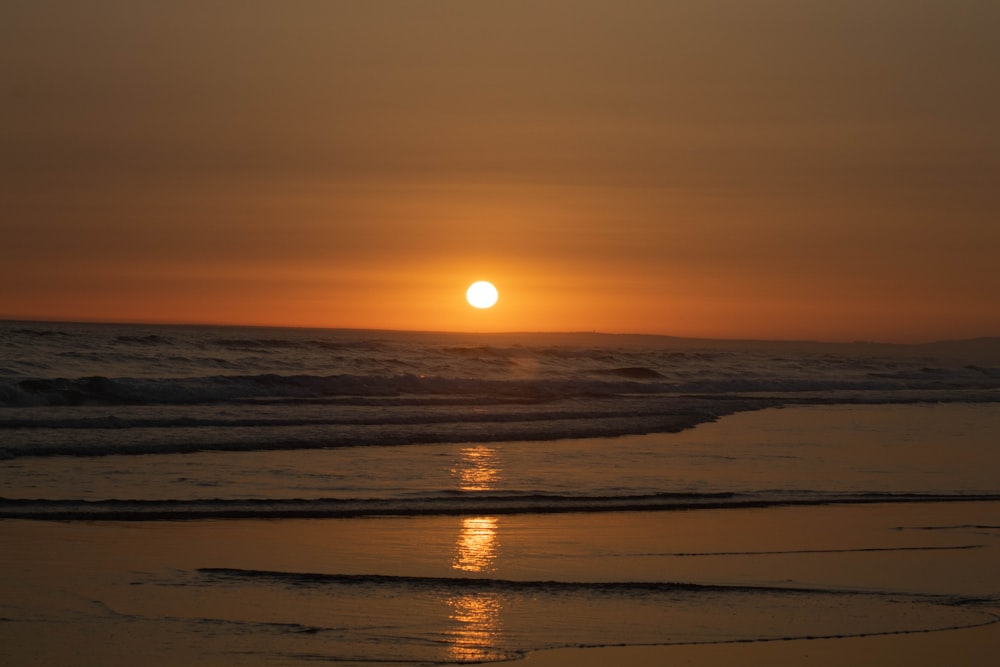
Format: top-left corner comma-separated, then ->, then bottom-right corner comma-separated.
0,404 -> 716,431
3,370 -> 999,408
193,568 -> 997,614
0,373 -> 662,407
593,366 -> 666,379
197,567 -> 846,596
179,569 -> 999,665
0,404 -> 744,459
2,492 -> 997,521
115,334 -> 176,346
4,393 -> 1000,460
209,337 -> 302,350
9,328 -> 74,339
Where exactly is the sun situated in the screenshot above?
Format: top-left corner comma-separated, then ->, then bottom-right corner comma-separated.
466,281 -> 499,309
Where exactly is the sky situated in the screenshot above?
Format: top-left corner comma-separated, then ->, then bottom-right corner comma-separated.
2,0 -> 998,342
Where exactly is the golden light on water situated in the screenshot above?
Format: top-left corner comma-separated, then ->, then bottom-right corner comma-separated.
446,593 -> 504,662
452,516 -> 500,573
451,445 -> 502,572
453,446 -> 503,491
446,444 -> 503,658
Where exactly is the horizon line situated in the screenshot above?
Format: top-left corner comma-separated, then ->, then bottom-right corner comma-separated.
3,316 -> 998,348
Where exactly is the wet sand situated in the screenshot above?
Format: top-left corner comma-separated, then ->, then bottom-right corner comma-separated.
524,618 -> 1000,667
2,499 -> 998,665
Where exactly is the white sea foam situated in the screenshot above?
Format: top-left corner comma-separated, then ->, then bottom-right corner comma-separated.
1,321 -> 999,459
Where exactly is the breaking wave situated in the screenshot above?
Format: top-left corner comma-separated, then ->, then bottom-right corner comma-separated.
3,491 -> 997,521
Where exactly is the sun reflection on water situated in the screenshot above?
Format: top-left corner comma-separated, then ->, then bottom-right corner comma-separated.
446,445 -> 505,659
452,516 -> 499,572
451,445 -> 502,573
446,592 -> 504,662
452,445 -> 503,491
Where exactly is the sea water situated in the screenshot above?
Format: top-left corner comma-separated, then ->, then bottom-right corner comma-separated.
1,321 -> 999,665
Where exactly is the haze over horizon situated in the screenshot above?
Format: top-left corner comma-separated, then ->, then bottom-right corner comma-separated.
3,1 -> 998,343
7,317 -> 1000,351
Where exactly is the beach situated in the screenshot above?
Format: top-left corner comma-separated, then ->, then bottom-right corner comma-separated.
2,498 -> 998,665
6,2 -> 1000,662
5,1 -> 1000,661
2,323 -> 999,664
524,622 -> 1000,667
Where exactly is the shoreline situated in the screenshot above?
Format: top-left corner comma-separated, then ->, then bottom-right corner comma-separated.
522,614 -> 1000,666
4,491 -> 1000,522
3,500 -> 999,665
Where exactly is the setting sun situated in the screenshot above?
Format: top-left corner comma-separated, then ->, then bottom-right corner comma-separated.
3,4 -> 999,665
466,281 -> 499,309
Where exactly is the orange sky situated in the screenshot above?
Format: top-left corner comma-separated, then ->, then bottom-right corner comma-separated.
2,1 -> 998,342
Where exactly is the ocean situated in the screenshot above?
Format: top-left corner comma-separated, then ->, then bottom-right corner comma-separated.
2,320 -> 999,665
